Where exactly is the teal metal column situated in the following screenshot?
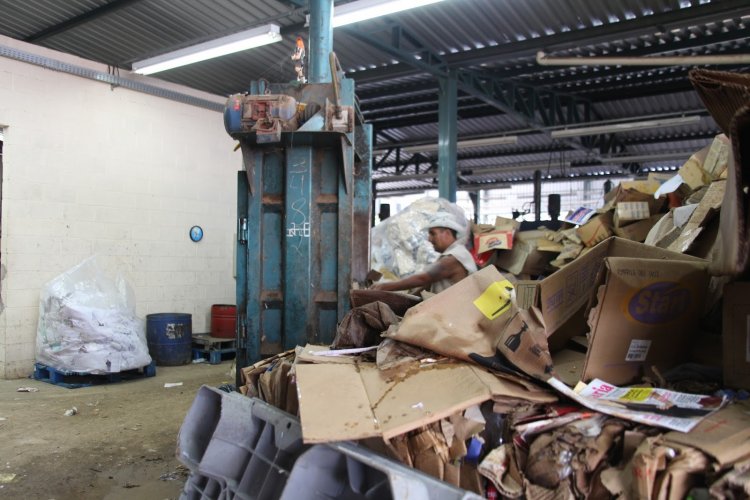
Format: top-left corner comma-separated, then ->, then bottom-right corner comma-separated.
309,0 -> 333,83
438,69 -> 457,201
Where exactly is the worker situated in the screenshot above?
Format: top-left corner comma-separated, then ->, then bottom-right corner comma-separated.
372,212 -> 477,294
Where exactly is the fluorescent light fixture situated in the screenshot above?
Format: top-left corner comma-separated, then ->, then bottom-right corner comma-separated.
333,0 -> 446,28
402,135 -> 518,154
550,115 -> 701,138
132,24 -> 282,75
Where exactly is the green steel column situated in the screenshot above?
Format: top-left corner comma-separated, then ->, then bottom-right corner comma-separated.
438,69 -> 458,202
309,0 -> 333,83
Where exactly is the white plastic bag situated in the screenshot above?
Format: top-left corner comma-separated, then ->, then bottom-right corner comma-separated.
36,256 -> 151,374
370,197 -> 470,278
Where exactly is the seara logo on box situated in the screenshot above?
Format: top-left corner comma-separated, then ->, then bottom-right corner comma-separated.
627,282 -> 692,324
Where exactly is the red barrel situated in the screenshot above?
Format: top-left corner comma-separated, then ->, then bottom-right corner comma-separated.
210,304 -> 237,339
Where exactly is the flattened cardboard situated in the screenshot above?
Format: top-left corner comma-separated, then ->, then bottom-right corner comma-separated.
665,402 -> 750,466
295,360 -> 548,442
295,363 -> 380,442
583,257 -> 709,385
722,282 -> 750,389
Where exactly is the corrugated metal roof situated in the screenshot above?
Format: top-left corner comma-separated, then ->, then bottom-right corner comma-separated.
0,0 -> 742,193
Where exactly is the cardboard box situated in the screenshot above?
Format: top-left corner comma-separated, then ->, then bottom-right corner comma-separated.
722,282 -> 750,390
475,229 -> 514,253
506,238 -> 708,384
582,255 -> 708,385
603,182 -> 666,217
577,212 -> 614,247
472,217 -> 519,253
614,201 -> 650,226
535,238 -> 706,338
494,230 -> 556,276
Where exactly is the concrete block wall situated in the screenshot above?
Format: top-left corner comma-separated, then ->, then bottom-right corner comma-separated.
0,38 -> 240,378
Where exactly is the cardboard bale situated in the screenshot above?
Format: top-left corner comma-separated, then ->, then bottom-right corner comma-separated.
722,282 -> 750,390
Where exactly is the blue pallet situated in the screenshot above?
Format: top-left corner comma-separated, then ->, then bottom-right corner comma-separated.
192,348 -> 236,365
33,361 -> 157,389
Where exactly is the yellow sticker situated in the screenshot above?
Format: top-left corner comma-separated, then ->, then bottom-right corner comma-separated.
474,280 -> 515,320
618,388 -> 653,402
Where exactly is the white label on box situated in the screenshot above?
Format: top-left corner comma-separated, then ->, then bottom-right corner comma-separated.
625,339 -> 651,362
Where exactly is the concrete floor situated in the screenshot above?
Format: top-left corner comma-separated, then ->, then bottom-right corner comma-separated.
0,361 -> 233,499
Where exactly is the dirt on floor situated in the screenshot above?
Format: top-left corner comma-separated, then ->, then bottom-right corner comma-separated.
0,361 -> 233,499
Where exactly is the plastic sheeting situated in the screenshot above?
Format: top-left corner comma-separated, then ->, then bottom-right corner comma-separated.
371,197 -> 470,278
36,257 -> 151,374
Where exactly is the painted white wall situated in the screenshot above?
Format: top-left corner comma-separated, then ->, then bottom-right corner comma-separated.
0,37 -> 240,378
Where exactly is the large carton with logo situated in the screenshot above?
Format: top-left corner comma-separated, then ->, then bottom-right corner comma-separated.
527,237 -> 709,385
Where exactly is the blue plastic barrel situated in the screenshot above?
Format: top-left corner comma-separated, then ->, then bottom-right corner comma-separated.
146,313 -> 192,366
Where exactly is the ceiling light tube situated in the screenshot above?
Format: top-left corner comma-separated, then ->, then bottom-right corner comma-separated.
132,24 -> 282,75
333,0 -> 445,27
550,115 -> 701,138
402,135 -> 518,154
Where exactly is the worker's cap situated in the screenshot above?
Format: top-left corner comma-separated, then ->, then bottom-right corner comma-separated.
425,212 -> 465,234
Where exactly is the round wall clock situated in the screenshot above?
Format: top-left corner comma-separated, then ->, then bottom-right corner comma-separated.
189,225 -> 204,242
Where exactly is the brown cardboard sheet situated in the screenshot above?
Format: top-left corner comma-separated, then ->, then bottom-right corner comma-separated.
295,359 -> 552,443
664,402 -> 750,467
384,266 -> 515,362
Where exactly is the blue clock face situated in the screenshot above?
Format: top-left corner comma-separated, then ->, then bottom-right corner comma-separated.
189,226 -> 203,242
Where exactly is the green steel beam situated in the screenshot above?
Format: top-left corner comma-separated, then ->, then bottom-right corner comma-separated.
438,70 -> 458,202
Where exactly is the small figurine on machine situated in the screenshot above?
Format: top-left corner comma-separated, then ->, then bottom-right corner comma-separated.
291,36 -> 306,83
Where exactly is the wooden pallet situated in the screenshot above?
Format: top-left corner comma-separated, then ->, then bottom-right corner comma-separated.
192,334 -> 236,365
33,362 -> 157,389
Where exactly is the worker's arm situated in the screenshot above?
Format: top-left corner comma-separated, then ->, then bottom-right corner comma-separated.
371,256 -> 462,292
